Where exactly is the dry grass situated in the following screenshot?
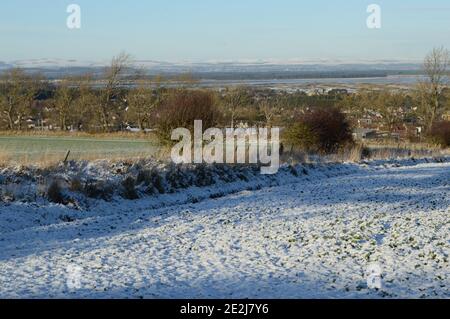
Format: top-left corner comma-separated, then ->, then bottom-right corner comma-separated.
364,141 -> 449,157
338,143 -> 448,163
281,142 -> 449,165
0,131 -> 164,168
1,139 -> 448,169
0,145 -> 172,168
0,130 -> 156,140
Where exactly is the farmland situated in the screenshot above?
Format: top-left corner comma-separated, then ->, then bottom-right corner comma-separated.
0,158 -> 448,298
0,135 -> 160,164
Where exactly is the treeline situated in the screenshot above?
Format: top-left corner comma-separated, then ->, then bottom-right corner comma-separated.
0,69 -> 279,133
0,59 -> 351,134
0,50 -> 449,148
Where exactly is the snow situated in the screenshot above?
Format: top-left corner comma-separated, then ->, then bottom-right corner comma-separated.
0,159 -> 449,298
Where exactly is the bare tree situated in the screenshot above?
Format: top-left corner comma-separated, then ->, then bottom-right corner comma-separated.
223,87 -> 249,128
70,74 -> 97,131
0,68 -> 40,130
52,77 -> 78,130
0,69 -> 23,130
373,90 -> 405,132
126,86 -> 160,130
154,90 -> 220,143
418,47 -> 449,132
259,98 -> 277,128
99,52 -> 130,132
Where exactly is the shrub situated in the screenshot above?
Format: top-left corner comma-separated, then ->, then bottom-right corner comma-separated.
137,169 -> 166,194
194,164 -> 215,187
166,165 -> 192,190
47,180 -> 65,204
288,165 -> 299,176
154,90 -> 221,143
121,176 -> 139,200
83,180 -> 114,200
284,107 -> 353,154
69,176 -> 83,192
136,169 -> 152,186
428,121 -> 450,148
349,144 -> 372,162
151,171 -> 166,194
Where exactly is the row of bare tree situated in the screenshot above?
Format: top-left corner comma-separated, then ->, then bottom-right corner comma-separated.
0,49 -> 449,137
0,54 -> 281,133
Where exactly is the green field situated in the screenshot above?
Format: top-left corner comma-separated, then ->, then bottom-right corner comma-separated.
0,135 -> 160,163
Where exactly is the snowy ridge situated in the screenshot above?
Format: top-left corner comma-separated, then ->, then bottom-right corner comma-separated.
0,156 -> 448,234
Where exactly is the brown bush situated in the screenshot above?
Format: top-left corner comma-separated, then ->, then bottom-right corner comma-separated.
69,176 -> 83,192
83,180 -> 114,200
121,176 -> 139,200
154,90 -> 221,143
284,107 -> 353,154
47,180 -> 65,204
429,121 -> 450,148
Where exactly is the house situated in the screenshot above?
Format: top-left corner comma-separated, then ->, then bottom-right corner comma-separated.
353,128 -> 378,140
391,123 -> 424,139
358,118 -> 373,126
126,126 -> 141,133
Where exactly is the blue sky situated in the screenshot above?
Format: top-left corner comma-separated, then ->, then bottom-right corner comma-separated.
1,0 -> 450,62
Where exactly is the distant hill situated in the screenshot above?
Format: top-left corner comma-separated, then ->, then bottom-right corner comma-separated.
0,58 -> 424,80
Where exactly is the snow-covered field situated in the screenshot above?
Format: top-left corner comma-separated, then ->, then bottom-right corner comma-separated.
0,159 -> 448,298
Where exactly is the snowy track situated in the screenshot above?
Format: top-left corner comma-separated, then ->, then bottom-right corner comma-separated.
0,161 -> 449,298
